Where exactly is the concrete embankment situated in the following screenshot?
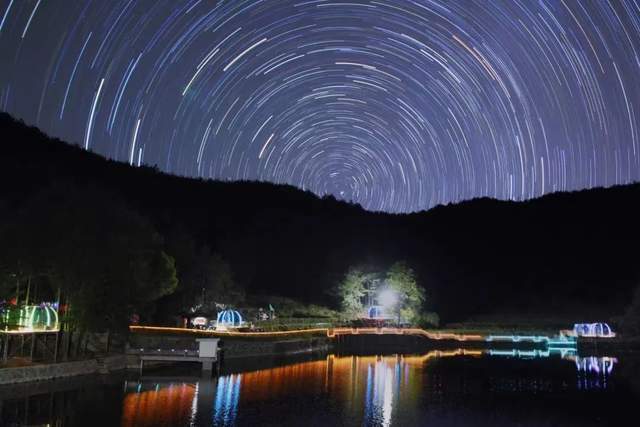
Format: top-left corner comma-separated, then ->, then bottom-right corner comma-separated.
6,330 -> 632,384
0,355 -> 127,385
126,332 -> 332,368
222,336 -> 331,359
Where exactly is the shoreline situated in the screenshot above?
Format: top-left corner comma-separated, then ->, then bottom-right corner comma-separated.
0,354 -> 127,385
2,330 -> 637,386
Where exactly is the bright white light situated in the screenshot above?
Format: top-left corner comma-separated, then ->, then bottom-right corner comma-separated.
378,289 -> 398,308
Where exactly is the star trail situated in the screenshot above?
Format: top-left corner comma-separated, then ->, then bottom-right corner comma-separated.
1,0 -> 640,212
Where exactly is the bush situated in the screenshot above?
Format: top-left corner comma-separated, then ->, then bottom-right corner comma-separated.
416,311 -> 440,328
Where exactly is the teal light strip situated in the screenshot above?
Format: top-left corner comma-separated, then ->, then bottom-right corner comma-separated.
485,334 -> 577,347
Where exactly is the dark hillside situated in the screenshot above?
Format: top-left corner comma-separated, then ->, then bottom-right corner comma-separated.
2,112 -> 639,323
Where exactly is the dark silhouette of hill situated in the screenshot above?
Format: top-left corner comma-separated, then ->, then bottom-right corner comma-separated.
2,112 -> 638,323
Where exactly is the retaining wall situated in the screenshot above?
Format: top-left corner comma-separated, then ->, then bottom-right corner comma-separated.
128,333 -> 332,364
0,355 -> 127,385
222,336 -> 331,359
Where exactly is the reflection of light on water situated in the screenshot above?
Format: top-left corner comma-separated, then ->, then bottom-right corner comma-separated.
489,349 -> 619,379
382,361 -> 393,426
362,356 -> 416,427
360,352 -> 474,426
573,356 -> 617,375
488,347 -> 619,390
364,358 -> 395,427
572,356 -> 618,390
121,382 -> 197,427
488,348 -> 577,359
123,349 -> 619,425
213,374 -> 242,425
189,382 -> 199,427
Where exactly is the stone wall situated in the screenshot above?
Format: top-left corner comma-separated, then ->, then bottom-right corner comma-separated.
129,333 -> 332,362
0,360 -> 97,384
97,354 -> 128,374
0,355 -> 127,385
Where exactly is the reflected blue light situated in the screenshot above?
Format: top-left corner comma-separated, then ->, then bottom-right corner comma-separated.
363,358 -> 395,427
488,347 -> 577,359
574,356 -> 617,375
574,356 -> 618,390
487,346 -> 617,390
213,374 -> 242,425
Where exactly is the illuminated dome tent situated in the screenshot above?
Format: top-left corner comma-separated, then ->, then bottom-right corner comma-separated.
2,304 -> 59,331
573,323 -> 615,338
216,309 -> 243,330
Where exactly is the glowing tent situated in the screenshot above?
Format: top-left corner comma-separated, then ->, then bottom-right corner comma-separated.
216,309 -> 243,329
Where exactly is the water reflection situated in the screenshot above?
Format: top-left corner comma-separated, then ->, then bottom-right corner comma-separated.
213,374 -> 241,425
117,353 -> 470,426
572,356 -> 618,390
120,350 -> 619,426
573,356 -> 617,375
122,382 -> 196,427
363,357 -> 396,426
0,350 -> 632,426
489,349 -> 618,391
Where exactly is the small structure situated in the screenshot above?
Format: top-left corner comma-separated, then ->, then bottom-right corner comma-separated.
216,309 -> 243,330
191,316 -> 208,329
135,338 -> 220,375
367,305 -> 384,319
196,338 -> 219,372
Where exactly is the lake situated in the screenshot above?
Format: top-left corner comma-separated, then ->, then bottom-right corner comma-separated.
1,350 -> 638,426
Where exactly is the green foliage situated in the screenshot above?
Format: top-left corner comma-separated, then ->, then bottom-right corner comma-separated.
157,226 -> 244,318
336,268 -> 368,319
0,184 -> 178,332
385,262 -> 426,324
415,311 -> 440,328
333,262 -> 432,325
256,295 -> 341,318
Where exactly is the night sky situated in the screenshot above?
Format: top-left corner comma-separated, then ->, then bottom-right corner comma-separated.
1,0 -> 640,212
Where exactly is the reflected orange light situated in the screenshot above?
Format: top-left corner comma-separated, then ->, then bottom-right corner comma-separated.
120,350 -> 477,426
122,383 -> 196,427
407,349 -> 484,363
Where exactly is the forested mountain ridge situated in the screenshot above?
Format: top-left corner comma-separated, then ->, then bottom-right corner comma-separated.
2,112 -> 639,323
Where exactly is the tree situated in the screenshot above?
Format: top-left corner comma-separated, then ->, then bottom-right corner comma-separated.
200,252 -> 244,308
385,262 -> 425,324
336,268 -> 368,318
154,226 -> 201,317
0,184 -> 178,331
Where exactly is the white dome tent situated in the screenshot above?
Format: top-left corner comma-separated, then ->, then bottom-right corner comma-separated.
216,309 -> 244,330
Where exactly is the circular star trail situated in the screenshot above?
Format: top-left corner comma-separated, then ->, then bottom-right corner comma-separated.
1,0 -> 640,212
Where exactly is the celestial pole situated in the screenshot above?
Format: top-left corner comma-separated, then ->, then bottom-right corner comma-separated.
1,0 -> 639,212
